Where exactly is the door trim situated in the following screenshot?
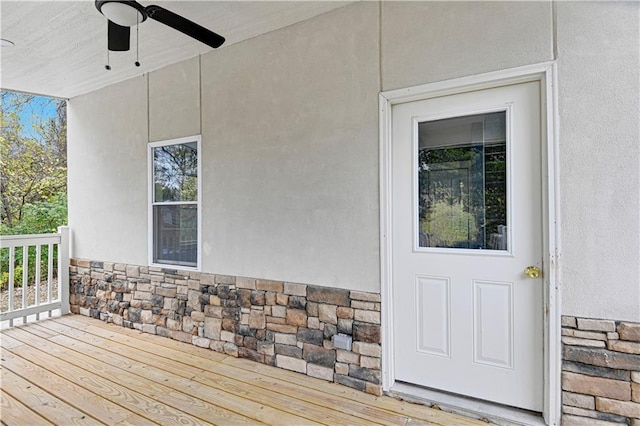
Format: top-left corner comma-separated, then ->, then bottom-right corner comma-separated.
379,62 -> 561,425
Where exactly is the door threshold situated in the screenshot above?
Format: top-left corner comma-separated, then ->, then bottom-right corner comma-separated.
388,382 -> 546,426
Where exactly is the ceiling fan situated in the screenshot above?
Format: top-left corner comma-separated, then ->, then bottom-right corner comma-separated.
95,1 -> 225,56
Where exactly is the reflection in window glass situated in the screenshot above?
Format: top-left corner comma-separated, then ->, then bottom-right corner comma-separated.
418,111 -> 507,250
154,142 -> 198,202
153,205 -> 197,266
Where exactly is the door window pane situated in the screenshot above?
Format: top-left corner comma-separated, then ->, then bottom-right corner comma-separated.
418,111 -> 507,250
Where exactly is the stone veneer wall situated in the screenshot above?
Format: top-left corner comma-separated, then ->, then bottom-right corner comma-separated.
69,259 -> 383,395
562,316 -> 640,425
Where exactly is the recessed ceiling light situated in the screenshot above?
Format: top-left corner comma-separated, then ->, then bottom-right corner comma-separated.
1,39 -> 15,47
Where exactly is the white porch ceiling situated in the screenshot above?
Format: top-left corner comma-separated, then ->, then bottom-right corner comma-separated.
0,1 -> 354,99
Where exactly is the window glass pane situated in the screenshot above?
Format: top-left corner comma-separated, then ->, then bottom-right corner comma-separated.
418,111 -> 507,250
153,142 -> 198,202
153,204 -> 197,266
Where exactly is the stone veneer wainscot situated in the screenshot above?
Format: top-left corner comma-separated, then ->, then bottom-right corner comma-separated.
69,259 -> 383,395
562,316 -> 640,425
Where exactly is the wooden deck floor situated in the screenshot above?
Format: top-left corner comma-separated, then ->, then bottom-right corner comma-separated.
1,315 -> 487,426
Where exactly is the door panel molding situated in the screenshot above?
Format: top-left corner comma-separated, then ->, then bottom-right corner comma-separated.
416,275 -> 451,358
379,62 -> 560,425
472,279 -> 514,369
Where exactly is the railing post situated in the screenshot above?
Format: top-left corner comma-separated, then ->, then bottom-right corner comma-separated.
58,226 -> 70,315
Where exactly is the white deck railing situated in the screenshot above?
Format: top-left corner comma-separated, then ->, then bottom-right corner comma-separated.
0,226 -> 69,327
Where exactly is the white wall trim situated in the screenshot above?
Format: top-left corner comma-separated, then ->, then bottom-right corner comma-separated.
379,62 -> 561,425
148,135 -> 203,271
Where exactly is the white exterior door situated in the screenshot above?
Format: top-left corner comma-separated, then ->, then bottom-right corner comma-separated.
391,81 -> 543,411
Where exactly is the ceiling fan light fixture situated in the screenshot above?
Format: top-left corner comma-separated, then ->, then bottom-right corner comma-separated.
98,1 -> 146,27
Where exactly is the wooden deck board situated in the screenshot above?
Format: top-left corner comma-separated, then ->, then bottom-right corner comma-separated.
1,368 -> 104,426
66,316 -> 482,426
1,315 -> 489,426
4,328 -> 266,426
1,389 -> 54,426
32,320 -> 376,426
50,317 -> 420,425
58,317 -> 454,425
0,349 -> 154,426
8,344 -> 215,426
7,326 -> 317,426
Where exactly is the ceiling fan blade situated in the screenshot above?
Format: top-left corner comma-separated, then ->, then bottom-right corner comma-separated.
108,20 -> 130,51
145,5 -> 225,49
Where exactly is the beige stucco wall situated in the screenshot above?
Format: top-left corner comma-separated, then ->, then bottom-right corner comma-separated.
148,56 -> 201,142
380,1 -> 553,90
198,2 -> 380,288
68,1 -> 640,319
556,1 -> 640,322
67,75 -> 148,266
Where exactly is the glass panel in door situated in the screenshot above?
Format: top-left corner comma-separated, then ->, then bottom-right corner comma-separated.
417,111 -> 507,250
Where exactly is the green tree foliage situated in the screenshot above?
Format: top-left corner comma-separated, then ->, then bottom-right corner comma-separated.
8,194 -> 68,235
0,91 -> 67,288
0,90 -> 67,233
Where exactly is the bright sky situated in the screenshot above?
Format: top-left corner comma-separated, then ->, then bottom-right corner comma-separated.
18,96 -> 59,139
2,90 -> 60,140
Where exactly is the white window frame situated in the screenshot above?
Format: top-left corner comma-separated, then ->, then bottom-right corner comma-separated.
148,135 -> 202,271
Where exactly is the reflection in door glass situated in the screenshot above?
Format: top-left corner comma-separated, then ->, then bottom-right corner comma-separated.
418,111 -> 507,250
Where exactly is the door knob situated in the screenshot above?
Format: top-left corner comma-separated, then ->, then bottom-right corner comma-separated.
524,266 -> 540,278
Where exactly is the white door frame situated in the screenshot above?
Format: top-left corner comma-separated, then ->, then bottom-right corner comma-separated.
379,62 -> 561,425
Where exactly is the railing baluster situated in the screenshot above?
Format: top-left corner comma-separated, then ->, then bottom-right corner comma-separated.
22,245 -> 28,322
48,243 -> 54,315
8,246 -> 15,327
35,244 -> 42,320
